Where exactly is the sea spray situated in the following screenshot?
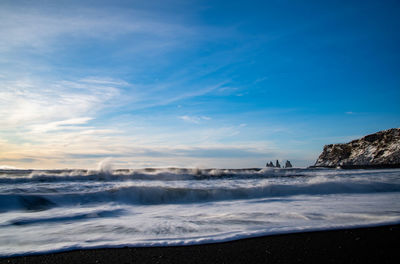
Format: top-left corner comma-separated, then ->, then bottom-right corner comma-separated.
97,158 -> 114,174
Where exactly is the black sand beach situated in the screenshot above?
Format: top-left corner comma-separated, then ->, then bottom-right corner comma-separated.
1,224 -> 399,264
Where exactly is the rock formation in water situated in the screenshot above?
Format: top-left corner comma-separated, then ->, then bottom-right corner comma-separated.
314,128 -> 400,168
266,160 -> 292,168
266,161 -> 274,167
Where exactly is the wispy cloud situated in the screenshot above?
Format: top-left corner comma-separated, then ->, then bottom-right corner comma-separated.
0,4 -> 195,53
179,115 -> 211,124
0,77 -> 120,129
0,1 -> 237,59
29,117 -> 93,133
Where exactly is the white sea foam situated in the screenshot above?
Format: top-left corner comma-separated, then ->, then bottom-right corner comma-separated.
0,168 -> 400,256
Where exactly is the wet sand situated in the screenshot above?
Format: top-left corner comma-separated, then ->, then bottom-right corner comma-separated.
1,224 -> 399,264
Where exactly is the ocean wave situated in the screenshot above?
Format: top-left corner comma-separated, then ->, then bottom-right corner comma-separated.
1,179 -> 399,212
1,168 -> 400,257
9,208 -> 125,226
0,168 -> 307,183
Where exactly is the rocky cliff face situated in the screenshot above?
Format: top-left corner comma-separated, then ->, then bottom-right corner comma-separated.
314,128 -> 400,168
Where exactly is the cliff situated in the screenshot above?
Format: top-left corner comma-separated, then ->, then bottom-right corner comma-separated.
314,128 -> 400,169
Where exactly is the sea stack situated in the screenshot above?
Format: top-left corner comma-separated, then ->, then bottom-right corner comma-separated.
275,160 -> 281,168
266,161 -> 274,167
285,160 -> 293,168
314,128 -> 400,169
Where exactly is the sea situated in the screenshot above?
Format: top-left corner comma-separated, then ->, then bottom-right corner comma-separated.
1,167 -> 400,257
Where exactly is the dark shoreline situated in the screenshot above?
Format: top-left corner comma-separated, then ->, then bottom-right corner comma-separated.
2,224 -> 399,264
310,164 -> 400,169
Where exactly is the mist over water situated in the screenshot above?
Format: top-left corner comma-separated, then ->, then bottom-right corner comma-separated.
1,168 -> 400,256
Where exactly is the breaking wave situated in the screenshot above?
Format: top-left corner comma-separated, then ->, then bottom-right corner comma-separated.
1,175 -> 399,212
1,167 -> 397,184
0,168 -> 286,183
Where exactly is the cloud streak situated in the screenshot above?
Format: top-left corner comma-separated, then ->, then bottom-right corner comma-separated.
0,4 -> 192,52
179,115 -> 211,124
0,77 -> 120,129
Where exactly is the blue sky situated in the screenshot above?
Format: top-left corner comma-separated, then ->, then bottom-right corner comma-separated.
0,0 -> 399,169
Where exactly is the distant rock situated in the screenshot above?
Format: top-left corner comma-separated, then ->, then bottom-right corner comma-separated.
275,160 -> 281,168
314,128 -> 400,169
285,160 -> 293,168
266,161 -> 274,167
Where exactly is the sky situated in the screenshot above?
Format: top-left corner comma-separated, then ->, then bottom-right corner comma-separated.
0,0 -> 399,169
